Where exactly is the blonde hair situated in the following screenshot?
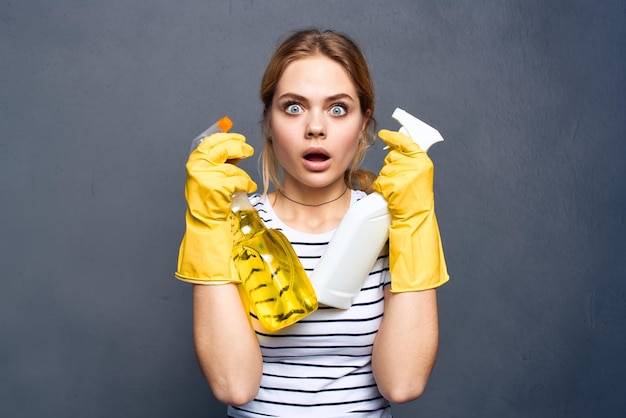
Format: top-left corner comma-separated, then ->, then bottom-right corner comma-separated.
259,29 -> 377,194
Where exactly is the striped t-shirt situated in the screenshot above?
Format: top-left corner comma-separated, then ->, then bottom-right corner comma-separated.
227,190 -> 392,418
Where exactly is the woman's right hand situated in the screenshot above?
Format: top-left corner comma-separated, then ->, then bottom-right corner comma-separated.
175,132 -> 257,284
186,132 -> 257,222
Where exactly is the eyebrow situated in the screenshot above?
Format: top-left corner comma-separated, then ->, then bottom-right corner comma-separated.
276,93 -> 356,103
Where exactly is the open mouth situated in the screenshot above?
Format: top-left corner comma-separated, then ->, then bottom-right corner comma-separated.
304,152 -> 330,162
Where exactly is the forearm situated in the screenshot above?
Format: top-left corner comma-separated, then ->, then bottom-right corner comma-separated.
193,284 -> 263,405
372,289 -> 439,403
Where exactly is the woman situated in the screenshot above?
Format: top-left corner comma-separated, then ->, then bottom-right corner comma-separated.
175,29 -> 449,417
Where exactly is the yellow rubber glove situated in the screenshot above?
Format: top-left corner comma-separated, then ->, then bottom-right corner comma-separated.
372,129 -> 449,292
175,132 -> 257,284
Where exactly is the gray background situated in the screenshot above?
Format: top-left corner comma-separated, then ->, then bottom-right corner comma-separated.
2,0 -> 625,417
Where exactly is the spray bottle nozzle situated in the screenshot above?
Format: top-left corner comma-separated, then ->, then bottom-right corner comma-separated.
190,115 -> 232,154
391,108 -> 444,153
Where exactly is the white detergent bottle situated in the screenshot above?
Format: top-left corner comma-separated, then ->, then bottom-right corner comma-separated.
308,108 -> 445,309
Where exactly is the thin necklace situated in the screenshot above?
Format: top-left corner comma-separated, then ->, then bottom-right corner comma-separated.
278,187 -> 349,207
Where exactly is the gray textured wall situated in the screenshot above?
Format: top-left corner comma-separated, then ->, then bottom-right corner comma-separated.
2,1 -> 625,417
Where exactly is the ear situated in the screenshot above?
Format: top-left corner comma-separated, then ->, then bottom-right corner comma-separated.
360,108 -> 372,134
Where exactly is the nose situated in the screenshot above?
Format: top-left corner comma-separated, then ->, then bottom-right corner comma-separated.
306,111 -> 326,139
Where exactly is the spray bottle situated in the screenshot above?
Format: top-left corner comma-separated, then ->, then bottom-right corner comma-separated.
308,108 -> 444,309
190,116 -> 318,331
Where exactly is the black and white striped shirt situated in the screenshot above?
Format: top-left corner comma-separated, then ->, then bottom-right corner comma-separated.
228,190 -> 392,418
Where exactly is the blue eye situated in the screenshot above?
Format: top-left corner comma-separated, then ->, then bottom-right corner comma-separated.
330,105 -> 347,116
286,103 -> 302,114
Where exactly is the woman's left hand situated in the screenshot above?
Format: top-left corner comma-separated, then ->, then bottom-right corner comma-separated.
372,129 -> 449,292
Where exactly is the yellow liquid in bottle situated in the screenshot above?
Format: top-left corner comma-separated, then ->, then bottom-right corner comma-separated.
231,209 -> 318,332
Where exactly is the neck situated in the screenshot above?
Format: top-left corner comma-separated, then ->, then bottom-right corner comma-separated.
271,187 -> 351,234
277,186 -> 349,207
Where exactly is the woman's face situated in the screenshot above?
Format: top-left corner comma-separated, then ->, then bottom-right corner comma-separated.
267,55 -> 369,192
